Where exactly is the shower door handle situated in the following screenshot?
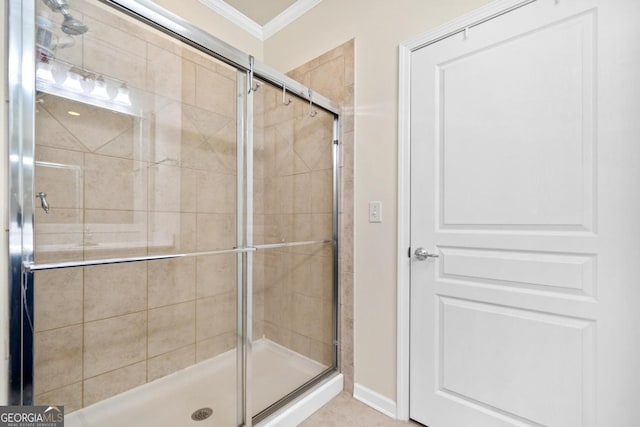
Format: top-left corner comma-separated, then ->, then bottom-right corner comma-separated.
414,247 -> 438,261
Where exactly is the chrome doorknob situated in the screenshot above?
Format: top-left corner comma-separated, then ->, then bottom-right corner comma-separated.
414,248 -> 439,261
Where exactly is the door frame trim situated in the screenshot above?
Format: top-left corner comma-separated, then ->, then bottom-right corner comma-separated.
396,0 -> 539,419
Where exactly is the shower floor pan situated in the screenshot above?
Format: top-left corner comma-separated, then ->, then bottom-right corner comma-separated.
65,339 -> 329,427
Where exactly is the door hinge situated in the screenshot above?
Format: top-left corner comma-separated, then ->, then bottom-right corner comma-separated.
408,247 -> 411,258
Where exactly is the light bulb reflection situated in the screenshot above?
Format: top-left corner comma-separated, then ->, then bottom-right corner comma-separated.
62,71 -> 83,93
113,84 -> 132,106
36,63 -> 55,85
90,77 -> 110,100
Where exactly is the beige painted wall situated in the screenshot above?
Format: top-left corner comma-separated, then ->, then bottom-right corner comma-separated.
264,0 -> 492,401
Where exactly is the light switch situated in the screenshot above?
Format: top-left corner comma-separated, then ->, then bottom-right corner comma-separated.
369,201 -> 382,223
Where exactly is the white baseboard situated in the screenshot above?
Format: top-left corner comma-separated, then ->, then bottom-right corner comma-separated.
353,383 -> 397,419
259,373 -> 344,427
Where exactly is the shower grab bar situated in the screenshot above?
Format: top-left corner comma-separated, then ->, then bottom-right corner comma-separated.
23,239 -> 333,271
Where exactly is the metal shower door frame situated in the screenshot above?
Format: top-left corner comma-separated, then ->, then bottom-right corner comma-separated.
6,0 -> 341,424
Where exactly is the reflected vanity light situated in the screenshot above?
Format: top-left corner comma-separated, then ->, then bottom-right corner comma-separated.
113,84 -> 132,106
62,70 -> 84,93
35,62 -> 55,85
35,58 -> 140,117
90,77 -> 110,100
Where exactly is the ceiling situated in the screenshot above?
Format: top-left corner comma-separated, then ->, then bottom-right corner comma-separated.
222,0 -> 299,25
199,0 -> 322,40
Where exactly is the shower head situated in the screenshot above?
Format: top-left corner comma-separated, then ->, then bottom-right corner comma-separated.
41,0 -> 89,36
61,14 -> 88,35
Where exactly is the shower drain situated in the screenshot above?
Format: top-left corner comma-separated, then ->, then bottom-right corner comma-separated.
191,407 -> 214,421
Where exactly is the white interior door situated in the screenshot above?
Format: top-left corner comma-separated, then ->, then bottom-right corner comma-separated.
409,0 -> 640,426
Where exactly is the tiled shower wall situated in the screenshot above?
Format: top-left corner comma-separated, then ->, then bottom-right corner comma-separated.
33,1 -> 252,411
259,83 -> 336,367
285,40 -> 355,393
31,0 -> 350,414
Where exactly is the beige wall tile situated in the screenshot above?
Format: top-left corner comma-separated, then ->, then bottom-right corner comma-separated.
34,326 -> 83,395
149,165 -> 198,213
34,232 -> 84,264
83,37 -> 147,91
83,361 -> 147,407
152,102 -> 188,167
195,66 -> 235,118
264,282 -> 292,330
207,121 -> 238,174
196,214 -> 236,251
35,382 -> 82,413
310,57 -> 346,104
95,121 -> 148,162
290,332 -> 311,360
264,322 -> 291,349
148,212 -> 196,255
342,85 -> 355,133
293,113 -> 333,171
84,154 -> 147,211
253,290 -> 265,340
311,213 -> 333,242
275,175 -> 294,214
291,293 -> 325,343
83,210 -> 148,259
196,170 -> 236,214
290,214 -> 312,243
290,253 -> 311,295
196,332 -> 236,362
196,254 -> 236,298
196,292 -> 236,341
42,96 -> 135,153
35,268 -> 83,332
148,345 -> 196,382
308,339 -> 333,367
84,312 -> 147,378
252,252 -> 266,293
82,15 -> 147,58
311,169 -> 333,214
254,179 -> 265,217
148,258 -> 196,308
293,173 -> 312,213
35,106 -> 86,152
84,262 -> 147,321
264,100 -> 296,129
148,301 -> 196,357
146,44 -> 195,103
183,104 -> 233,144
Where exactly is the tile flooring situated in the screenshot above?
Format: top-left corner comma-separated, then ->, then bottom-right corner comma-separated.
301,392 -> 423,426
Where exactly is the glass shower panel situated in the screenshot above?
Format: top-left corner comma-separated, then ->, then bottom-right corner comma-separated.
32,0 -> 240,422
252,80 -> 336,417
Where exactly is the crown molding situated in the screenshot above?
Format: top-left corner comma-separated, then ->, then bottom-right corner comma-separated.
263,0 -> 322,39
199,0 -> 322,41
198,0 -> 263,39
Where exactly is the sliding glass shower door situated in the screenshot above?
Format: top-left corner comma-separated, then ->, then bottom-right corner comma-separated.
28,0 -> 243,423
8,1 -> 339,425
250,79 -> 337,421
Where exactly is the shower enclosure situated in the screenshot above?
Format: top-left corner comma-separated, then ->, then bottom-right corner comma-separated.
7,0 -> 340,425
